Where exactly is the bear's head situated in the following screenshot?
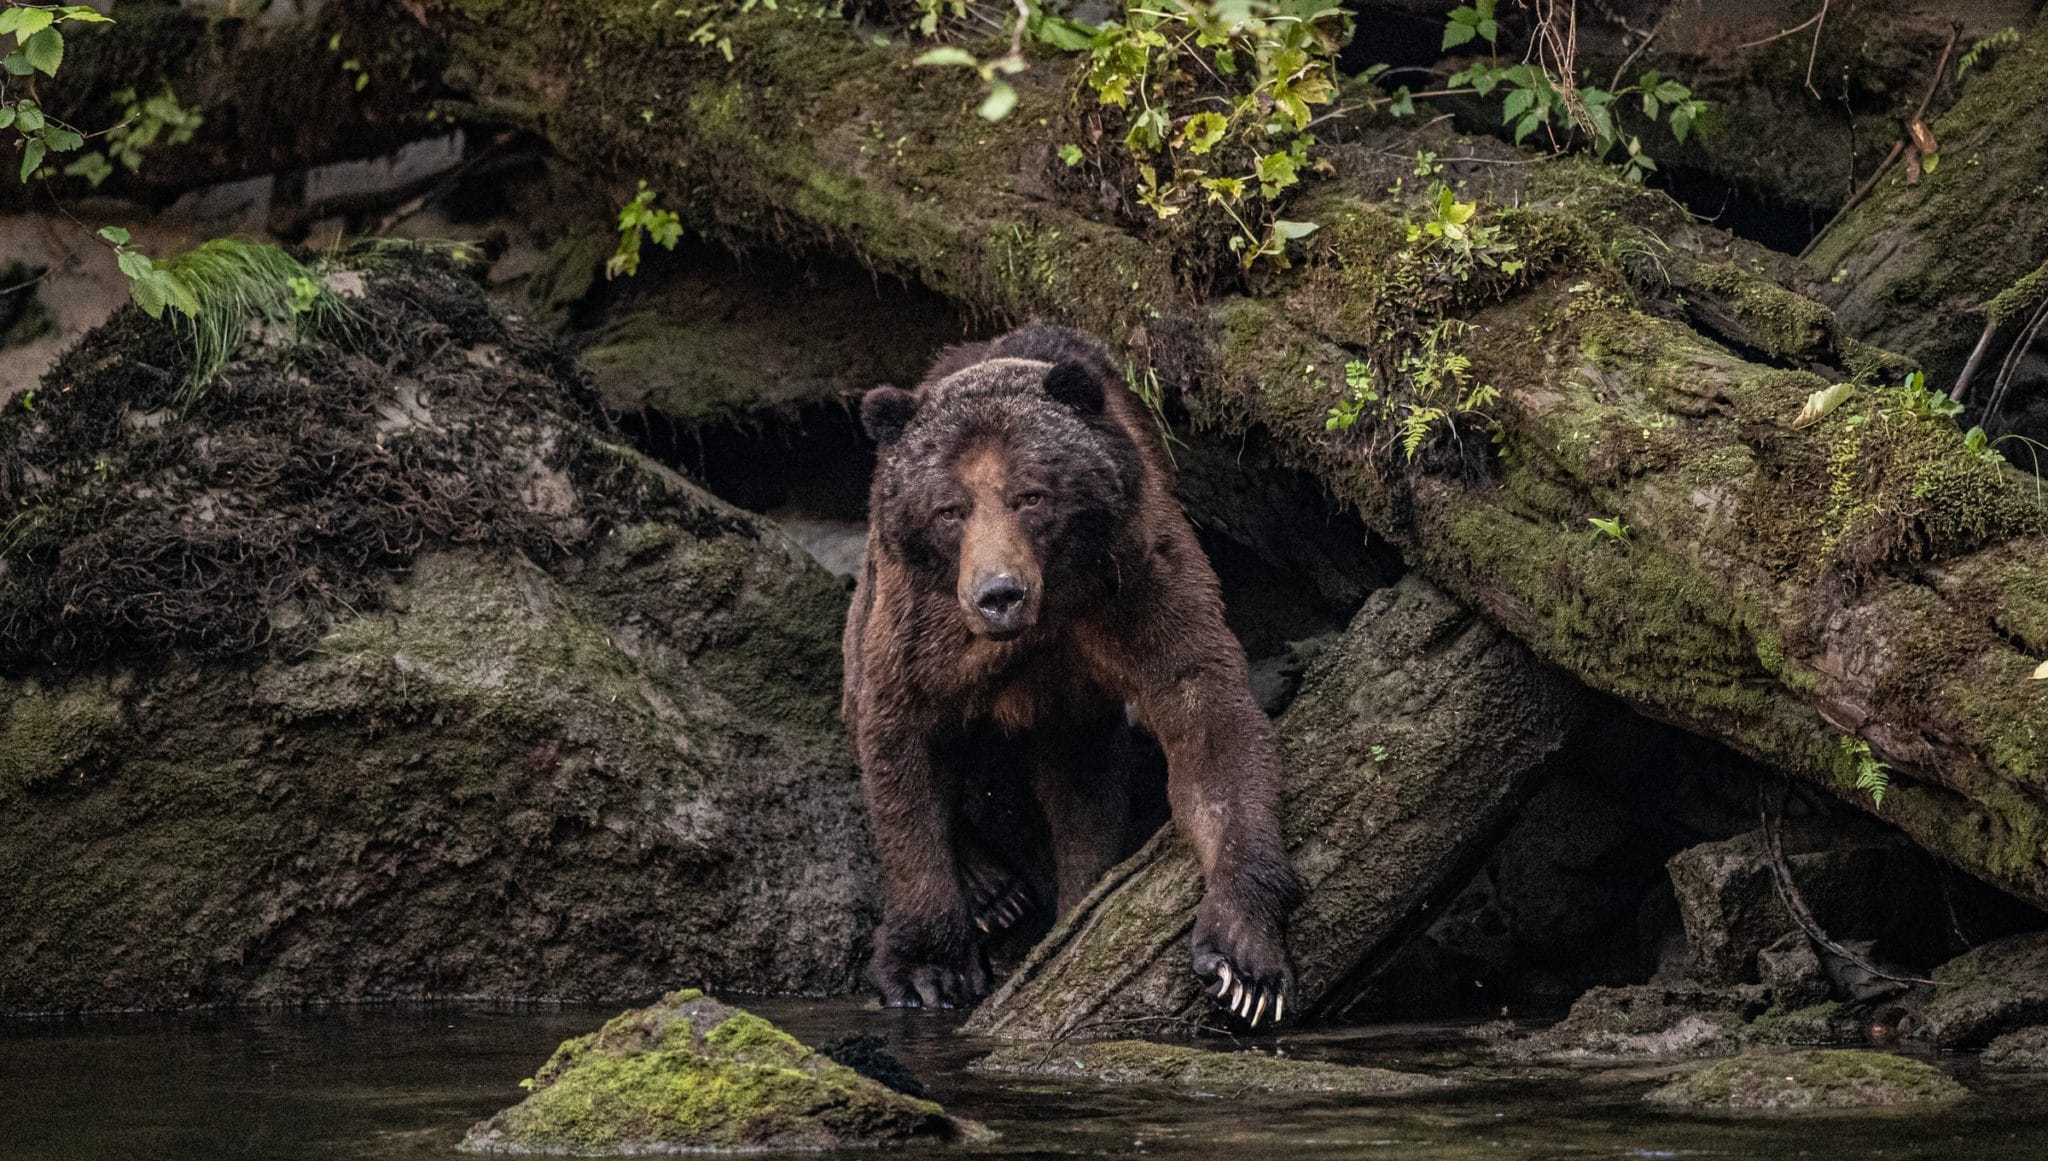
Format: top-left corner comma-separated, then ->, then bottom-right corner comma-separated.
862,357 -> 1140,641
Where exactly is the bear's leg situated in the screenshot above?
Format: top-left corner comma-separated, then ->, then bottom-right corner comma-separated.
1029,709 -> 1137,917
857,733 -> 993,1009
1097,587 -> 1303,1026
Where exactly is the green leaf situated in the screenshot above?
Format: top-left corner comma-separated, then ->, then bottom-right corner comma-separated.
913,46 -> 978,68
2,50 -> 31,76
1501,86 -> 1535,124
1034,16 -> 1095,52
0,7 -> 53,40
24,27 -> 62,77
14,101 -> 42,132
1442,19 -> 1476,49
116,249 -> 153,280
1271,219 -> 1319,240
1182,111 -> 1227,154
44,125 -> 81,152
97,225 -> 130,245
977,79 -> 1017,122
0,106 -> 12,130
1922,151 -> 1940,175
58,7 -> 114,23
1058,142 -> 1083,167
19,137 -> 44,181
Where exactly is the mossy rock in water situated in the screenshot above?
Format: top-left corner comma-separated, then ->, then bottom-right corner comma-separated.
971,1040 -> 1452,1097
1982,1026 -> 2048,1071
461,990 -> 971,1154
0,243 -> 874,1010
1645,1050 -> 1967,1112
1924,932 -> 2048,1049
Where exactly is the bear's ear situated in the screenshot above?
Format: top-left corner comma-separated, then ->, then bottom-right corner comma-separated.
1042,360 -> 1105,416
860,386 -> 921,446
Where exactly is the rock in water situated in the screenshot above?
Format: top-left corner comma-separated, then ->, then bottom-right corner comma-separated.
460,991 -> 969,1154
0,244 -> 874,1010
1644,1049 -> 1966,1111
972,1040 -> 1452,1097
1924,931 -> 2048,1049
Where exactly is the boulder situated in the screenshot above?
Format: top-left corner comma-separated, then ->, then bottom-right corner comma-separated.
1982,1026 -> 2048,1071
1501,984 -> 1767,1061
461,991 -> 969,1154
0,244 -> 874,1011
1923,931 -> 2048,1049
971,1039 -> 1452,1097
1644,1050 -> 1967,1112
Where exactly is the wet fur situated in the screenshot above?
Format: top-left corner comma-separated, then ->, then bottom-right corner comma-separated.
844,324 -> 1302,1017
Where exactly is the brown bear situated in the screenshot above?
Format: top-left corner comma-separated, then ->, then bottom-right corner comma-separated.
842,323 -> 1300,1026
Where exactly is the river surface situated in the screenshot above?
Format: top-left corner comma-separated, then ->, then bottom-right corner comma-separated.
6,997 -> 2048,1160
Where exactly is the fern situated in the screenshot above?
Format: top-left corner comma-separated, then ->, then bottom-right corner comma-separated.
1840,737 -> 1891,809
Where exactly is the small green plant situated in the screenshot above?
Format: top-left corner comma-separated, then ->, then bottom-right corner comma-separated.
63,84 -> 202,187
1428,3 -> 1706,183
1958,27 -> 2020,79
151,239 -> 352,403
97,226 -> 197,320
0,4 -> 112,181
1895,369 -> 1964,420
607,181 -> 683,279
1840,737 -> 1891,809
1369,743 -> 1389,763
1127,363 -> 1186,465
1407,182 -> 1522,280
1587,516 -> 1631,544
1326,359 -> 1377,431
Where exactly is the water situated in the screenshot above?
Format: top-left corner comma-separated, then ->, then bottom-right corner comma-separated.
6,998 -> 2048,1160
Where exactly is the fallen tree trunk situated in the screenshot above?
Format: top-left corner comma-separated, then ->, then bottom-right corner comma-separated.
421,5 -> 2048,915
968,576 -> 1581,1039
1805,11 -> 2048,387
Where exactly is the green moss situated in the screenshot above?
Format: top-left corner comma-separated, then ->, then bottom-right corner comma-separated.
1988,260 -> 2048,328
973,1039 -> 1452,1096
1647,1049 -> 1967,1111
464,991 -> 960,1154
1689,261 -> 1839,364
0,680 -> 121,800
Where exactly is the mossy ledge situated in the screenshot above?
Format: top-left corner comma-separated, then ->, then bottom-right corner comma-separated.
972,1039 -> 1453,1097
460,990 -> 975,1154
1644,1049 -> 1968,1112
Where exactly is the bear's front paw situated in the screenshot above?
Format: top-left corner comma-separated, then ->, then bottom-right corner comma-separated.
960,847 -> 1033,935
871,911 -> 991,1011
1191,899 -> 1294,1029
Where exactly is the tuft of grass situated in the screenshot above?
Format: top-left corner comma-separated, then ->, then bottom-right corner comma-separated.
155,239 -> 355,406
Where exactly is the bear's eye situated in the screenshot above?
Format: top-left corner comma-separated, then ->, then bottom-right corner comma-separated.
936,504 -> 966,523
1013,492 -> 1046,511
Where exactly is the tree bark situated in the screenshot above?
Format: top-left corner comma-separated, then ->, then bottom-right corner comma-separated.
1805,11 -> 2048,386
967,575 -> 1581,1040
420,4 -> 2048,915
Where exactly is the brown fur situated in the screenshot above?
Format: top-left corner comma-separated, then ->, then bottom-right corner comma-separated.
844,324 -> 1300,1016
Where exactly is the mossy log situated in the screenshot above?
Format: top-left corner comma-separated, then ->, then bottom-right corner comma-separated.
421,5 -> 2048,915
1806,11 -> 2048,384
968,575 -> 1581,1038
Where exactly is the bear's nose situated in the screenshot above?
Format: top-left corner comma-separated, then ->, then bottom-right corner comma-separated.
973,575 -> 1027,623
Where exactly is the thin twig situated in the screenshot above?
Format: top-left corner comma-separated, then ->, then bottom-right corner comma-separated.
1759,790 -> 1937,988
1984,295 -> 2048,423
1951,318 -> 1999,401
1737,4 -> 1824,51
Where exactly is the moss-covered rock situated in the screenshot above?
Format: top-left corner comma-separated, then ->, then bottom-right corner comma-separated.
1502,984 -> 1767,1062
971,1039 -> 1451,1097
0,246 -> 873,1011
1924,931 -> 2048,1049
1982,1025 -> 2048,1070
462,990 -> 970,1154
1645,1049 -> 1967,1112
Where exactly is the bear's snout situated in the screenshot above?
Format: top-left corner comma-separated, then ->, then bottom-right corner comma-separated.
967,572 -> 1033,638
